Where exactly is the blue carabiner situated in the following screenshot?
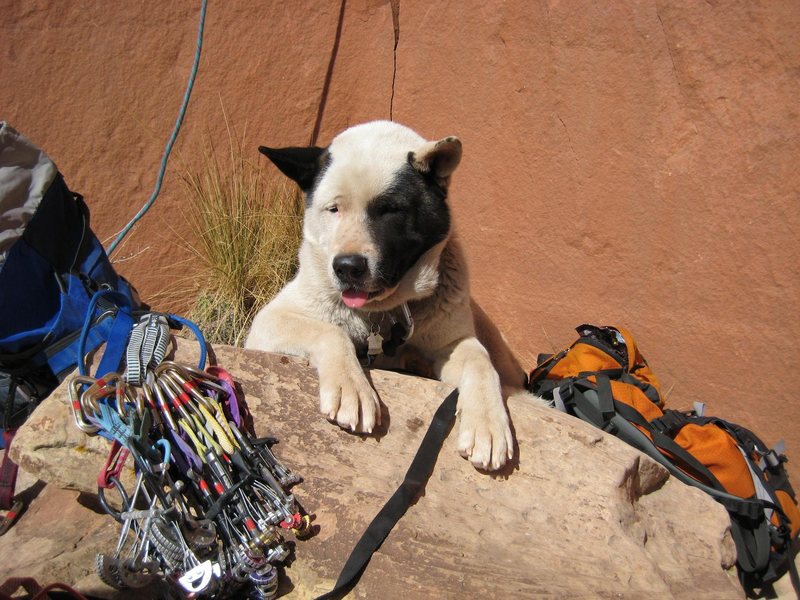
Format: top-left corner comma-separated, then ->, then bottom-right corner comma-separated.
154,438 -> 172,466
168,314 -> 207,370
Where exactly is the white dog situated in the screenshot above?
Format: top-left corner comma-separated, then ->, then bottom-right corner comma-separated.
246,121 -> 534,471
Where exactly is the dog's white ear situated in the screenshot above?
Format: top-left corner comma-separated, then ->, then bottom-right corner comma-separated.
409,136 -> 462,189
259,145 -> 326,192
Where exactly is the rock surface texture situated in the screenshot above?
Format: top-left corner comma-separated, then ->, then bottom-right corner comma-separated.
2,0 -> 798,484
2,341 -> 750,598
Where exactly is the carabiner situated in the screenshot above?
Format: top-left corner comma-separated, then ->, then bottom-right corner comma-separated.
69,375 -> 101,434
152,378 -> 179,432
83,372 -> 123,406
153,438 -> 172,468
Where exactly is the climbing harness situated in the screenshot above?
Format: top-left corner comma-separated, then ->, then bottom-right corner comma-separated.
70,314 -> 311,598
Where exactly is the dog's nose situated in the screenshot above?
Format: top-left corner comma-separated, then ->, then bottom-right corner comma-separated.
333,253 -> 368,284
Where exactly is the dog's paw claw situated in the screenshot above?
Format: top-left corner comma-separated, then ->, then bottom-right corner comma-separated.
319,364 -> 379,435
457,430 -> 475,459
457,401 -> 512,472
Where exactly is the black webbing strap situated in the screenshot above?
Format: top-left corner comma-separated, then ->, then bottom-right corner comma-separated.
315,388 -> 459,600
594,374 -> 616,426
649,409 -> 690,437
611,400 -> 729,493
568,376 -> 619,431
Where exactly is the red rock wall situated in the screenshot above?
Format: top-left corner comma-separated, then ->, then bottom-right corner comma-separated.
3,1 -> 799,479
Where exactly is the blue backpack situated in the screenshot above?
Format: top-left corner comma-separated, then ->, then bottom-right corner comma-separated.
0,123 -> 140,512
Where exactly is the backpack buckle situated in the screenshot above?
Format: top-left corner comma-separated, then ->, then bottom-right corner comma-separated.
761,448 -> 785,470
650,410 -> 689,437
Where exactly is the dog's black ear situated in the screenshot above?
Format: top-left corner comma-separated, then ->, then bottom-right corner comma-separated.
258,145 -> 326,192
409,136 -> 462,190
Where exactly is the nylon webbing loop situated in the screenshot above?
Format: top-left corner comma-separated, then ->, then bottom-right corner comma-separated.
315,389 -> 458,600
125,314 -> 169,385
77,289 -> 136,379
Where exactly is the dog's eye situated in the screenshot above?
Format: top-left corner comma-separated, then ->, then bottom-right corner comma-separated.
379,203 -> 403,216
325,204 -> 339,214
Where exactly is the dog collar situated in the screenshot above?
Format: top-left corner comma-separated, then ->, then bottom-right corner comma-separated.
381,303 -> 414,356
361,303 -> 414,365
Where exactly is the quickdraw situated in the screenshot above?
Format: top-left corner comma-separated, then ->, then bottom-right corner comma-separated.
125,313 -> 170,386
70,316 -> 312,599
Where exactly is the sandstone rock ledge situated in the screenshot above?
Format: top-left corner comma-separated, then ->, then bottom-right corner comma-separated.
3,341 -> 744,599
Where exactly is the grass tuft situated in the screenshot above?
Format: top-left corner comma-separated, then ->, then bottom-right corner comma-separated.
178,124 -> 303,346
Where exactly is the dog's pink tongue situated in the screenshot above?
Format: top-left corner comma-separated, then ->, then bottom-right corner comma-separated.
342,289 -> 369,308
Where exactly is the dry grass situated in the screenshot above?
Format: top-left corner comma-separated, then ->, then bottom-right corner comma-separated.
178,125 -> 303,346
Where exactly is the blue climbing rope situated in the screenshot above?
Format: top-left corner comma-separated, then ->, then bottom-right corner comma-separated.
107,0 -> 209,256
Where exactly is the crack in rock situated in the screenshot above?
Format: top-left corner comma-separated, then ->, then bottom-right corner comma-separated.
390,0 -> 400,119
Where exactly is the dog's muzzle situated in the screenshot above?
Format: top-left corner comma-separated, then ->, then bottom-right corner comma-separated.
333,253 -> 368,287
333,253 -> 388,309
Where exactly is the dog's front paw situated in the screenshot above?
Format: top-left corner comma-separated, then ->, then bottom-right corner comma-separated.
456,398 -> 513,471
317,361 -> 380,434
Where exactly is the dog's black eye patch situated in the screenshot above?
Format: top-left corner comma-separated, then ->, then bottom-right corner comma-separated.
366,163 -> 450,288
370,196 -> 407,217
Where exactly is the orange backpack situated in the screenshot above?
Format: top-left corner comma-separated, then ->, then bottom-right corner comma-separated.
528,324 -> 800,597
